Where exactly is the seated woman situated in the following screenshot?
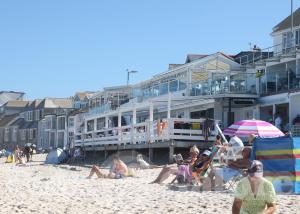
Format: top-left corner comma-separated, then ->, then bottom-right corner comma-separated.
150,145 -> 199,184
87,156 -> 128,179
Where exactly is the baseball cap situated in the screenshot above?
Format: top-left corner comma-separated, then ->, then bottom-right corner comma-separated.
248,160 -> 263,177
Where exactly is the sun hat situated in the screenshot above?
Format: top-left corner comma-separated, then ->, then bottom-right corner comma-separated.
248,160 -> 263,177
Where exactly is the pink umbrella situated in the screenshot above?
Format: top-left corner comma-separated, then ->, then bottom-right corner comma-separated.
223,120 -> 284,137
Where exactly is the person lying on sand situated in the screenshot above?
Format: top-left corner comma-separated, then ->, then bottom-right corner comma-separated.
87,156 -> 128,179
150,145 -> 200,184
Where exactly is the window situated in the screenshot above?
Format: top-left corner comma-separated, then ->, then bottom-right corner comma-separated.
87,120 -> 94,132
45,117 -> 52,129
282,31 -> 293,50
68,117 -> 74,127
57,117 -> 66,130
27,111 -> 33,121
295,29 -> 300,46
35,110 -> 40,121
20,112 -> 26,119
40,109 -> 44,119
57,132 -> 65,148
4,128 -> 9,142
29,129 -> 33,139
12,127 -> 17,142
21,130 -> 26,141
97,118 -> 105,130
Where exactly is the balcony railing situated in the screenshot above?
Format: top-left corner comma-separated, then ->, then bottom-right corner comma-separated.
190,73 -> 257,96
75,118 -> 218,147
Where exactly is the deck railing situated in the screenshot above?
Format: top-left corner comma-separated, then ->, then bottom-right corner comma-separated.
75,118 -> 218,147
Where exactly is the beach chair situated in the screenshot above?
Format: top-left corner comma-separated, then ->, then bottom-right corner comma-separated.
210,167 -> 246,191
169,146 -> 220,186
190,146 -> 221,185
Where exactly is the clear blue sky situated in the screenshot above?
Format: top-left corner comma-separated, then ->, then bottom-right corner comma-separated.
0,0 -> 299,100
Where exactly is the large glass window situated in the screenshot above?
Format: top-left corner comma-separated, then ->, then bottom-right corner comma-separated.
87,120 -> 94,132
97,118 -> 105,130
57,117 -> 66,130
283,31 -> 294,52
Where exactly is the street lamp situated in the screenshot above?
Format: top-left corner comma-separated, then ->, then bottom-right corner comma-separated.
126,69 -> 138,85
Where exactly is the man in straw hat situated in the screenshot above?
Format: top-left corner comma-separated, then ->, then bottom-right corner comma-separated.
232,160 -> 276,214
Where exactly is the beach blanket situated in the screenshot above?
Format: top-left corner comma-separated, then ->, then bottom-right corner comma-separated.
250,135 -> 300,194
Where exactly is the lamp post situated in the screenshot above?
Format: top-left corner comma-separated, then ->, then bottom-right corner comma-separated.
127,69 -> 138,85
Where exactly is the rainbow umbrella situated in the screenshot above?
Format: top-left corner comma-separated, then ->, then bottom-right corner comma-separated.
223,120 -> 284,137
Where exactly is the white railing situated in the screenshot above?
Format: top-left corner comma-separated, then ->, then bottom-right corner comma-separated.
76,118 -> 219,147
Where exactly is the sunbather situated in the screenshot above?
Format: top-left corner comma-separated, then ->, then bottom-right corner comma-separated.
150,145 -> 199,184
232,160 -> 276,214
87,156 -> 128,179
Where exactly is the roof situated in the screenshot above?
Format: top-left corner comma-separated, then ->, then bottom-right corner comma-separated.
185,54 -> 208,63
0,114 -> 19,127
4,100 -> 29,108
10,118 -> 25,127
74,92 -> 93,101
68,108 -> 88,116
0,91 -> 25,106
42,98 -> 73,109
168,64 -> 184,70
273,7 -> 300,33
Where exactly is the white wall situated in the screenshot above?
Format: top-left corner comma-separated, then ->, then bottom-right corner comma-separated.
289,93 -> 300,124
273,33 -> 282,54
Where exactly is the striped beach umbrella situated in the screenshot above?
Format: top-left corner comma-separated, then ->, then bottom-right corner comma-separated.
223,119 -> 284,137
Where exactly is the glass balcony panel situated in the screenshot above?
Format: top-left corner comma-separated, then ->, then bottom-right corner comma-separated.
169,80 -> 178,92
159,82 -> 168,95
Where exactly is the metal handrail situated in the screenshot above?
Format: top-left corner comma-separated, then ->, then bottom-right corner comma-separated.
236,39 -> 299,66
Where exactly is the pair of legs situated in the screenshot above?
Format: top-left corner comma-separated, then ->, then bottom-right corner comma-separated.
151,165 -> 177,184
87,165 -> 120,179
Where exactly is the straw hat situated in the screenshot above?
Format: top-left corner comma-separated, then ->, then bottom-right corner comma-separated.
190,145 -> 199,154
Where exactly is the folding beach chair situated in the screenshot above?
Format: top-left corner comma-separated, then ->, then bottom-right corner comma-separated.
192,146 -> 221,185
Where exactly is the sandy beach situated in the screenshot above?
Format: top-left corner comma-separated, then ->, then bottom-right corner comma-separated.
0,154 -> 299,214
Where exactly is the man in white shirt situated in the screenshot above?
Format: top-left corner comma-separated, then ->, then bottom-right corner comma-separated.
225,135 -> 244,161
274,114 -> 282,130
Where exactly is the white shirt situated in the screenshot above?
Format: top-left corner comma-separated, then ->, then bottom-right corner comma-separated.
228,136 -> 244,148
275,116 -> 282,129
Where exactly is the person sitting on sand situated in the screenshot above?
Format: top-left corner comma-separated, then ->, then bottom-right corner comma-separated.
87,156 -> 128,179
232,160 -> 276,214
150,145 -> 199,184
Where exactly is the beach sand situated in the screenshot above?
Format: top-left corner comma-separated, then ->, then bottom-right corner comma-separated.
0,154 -> 299,214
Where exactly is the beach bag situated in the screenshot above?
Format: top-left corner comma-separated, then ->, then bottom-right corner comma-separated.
176,165 -> 191,184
